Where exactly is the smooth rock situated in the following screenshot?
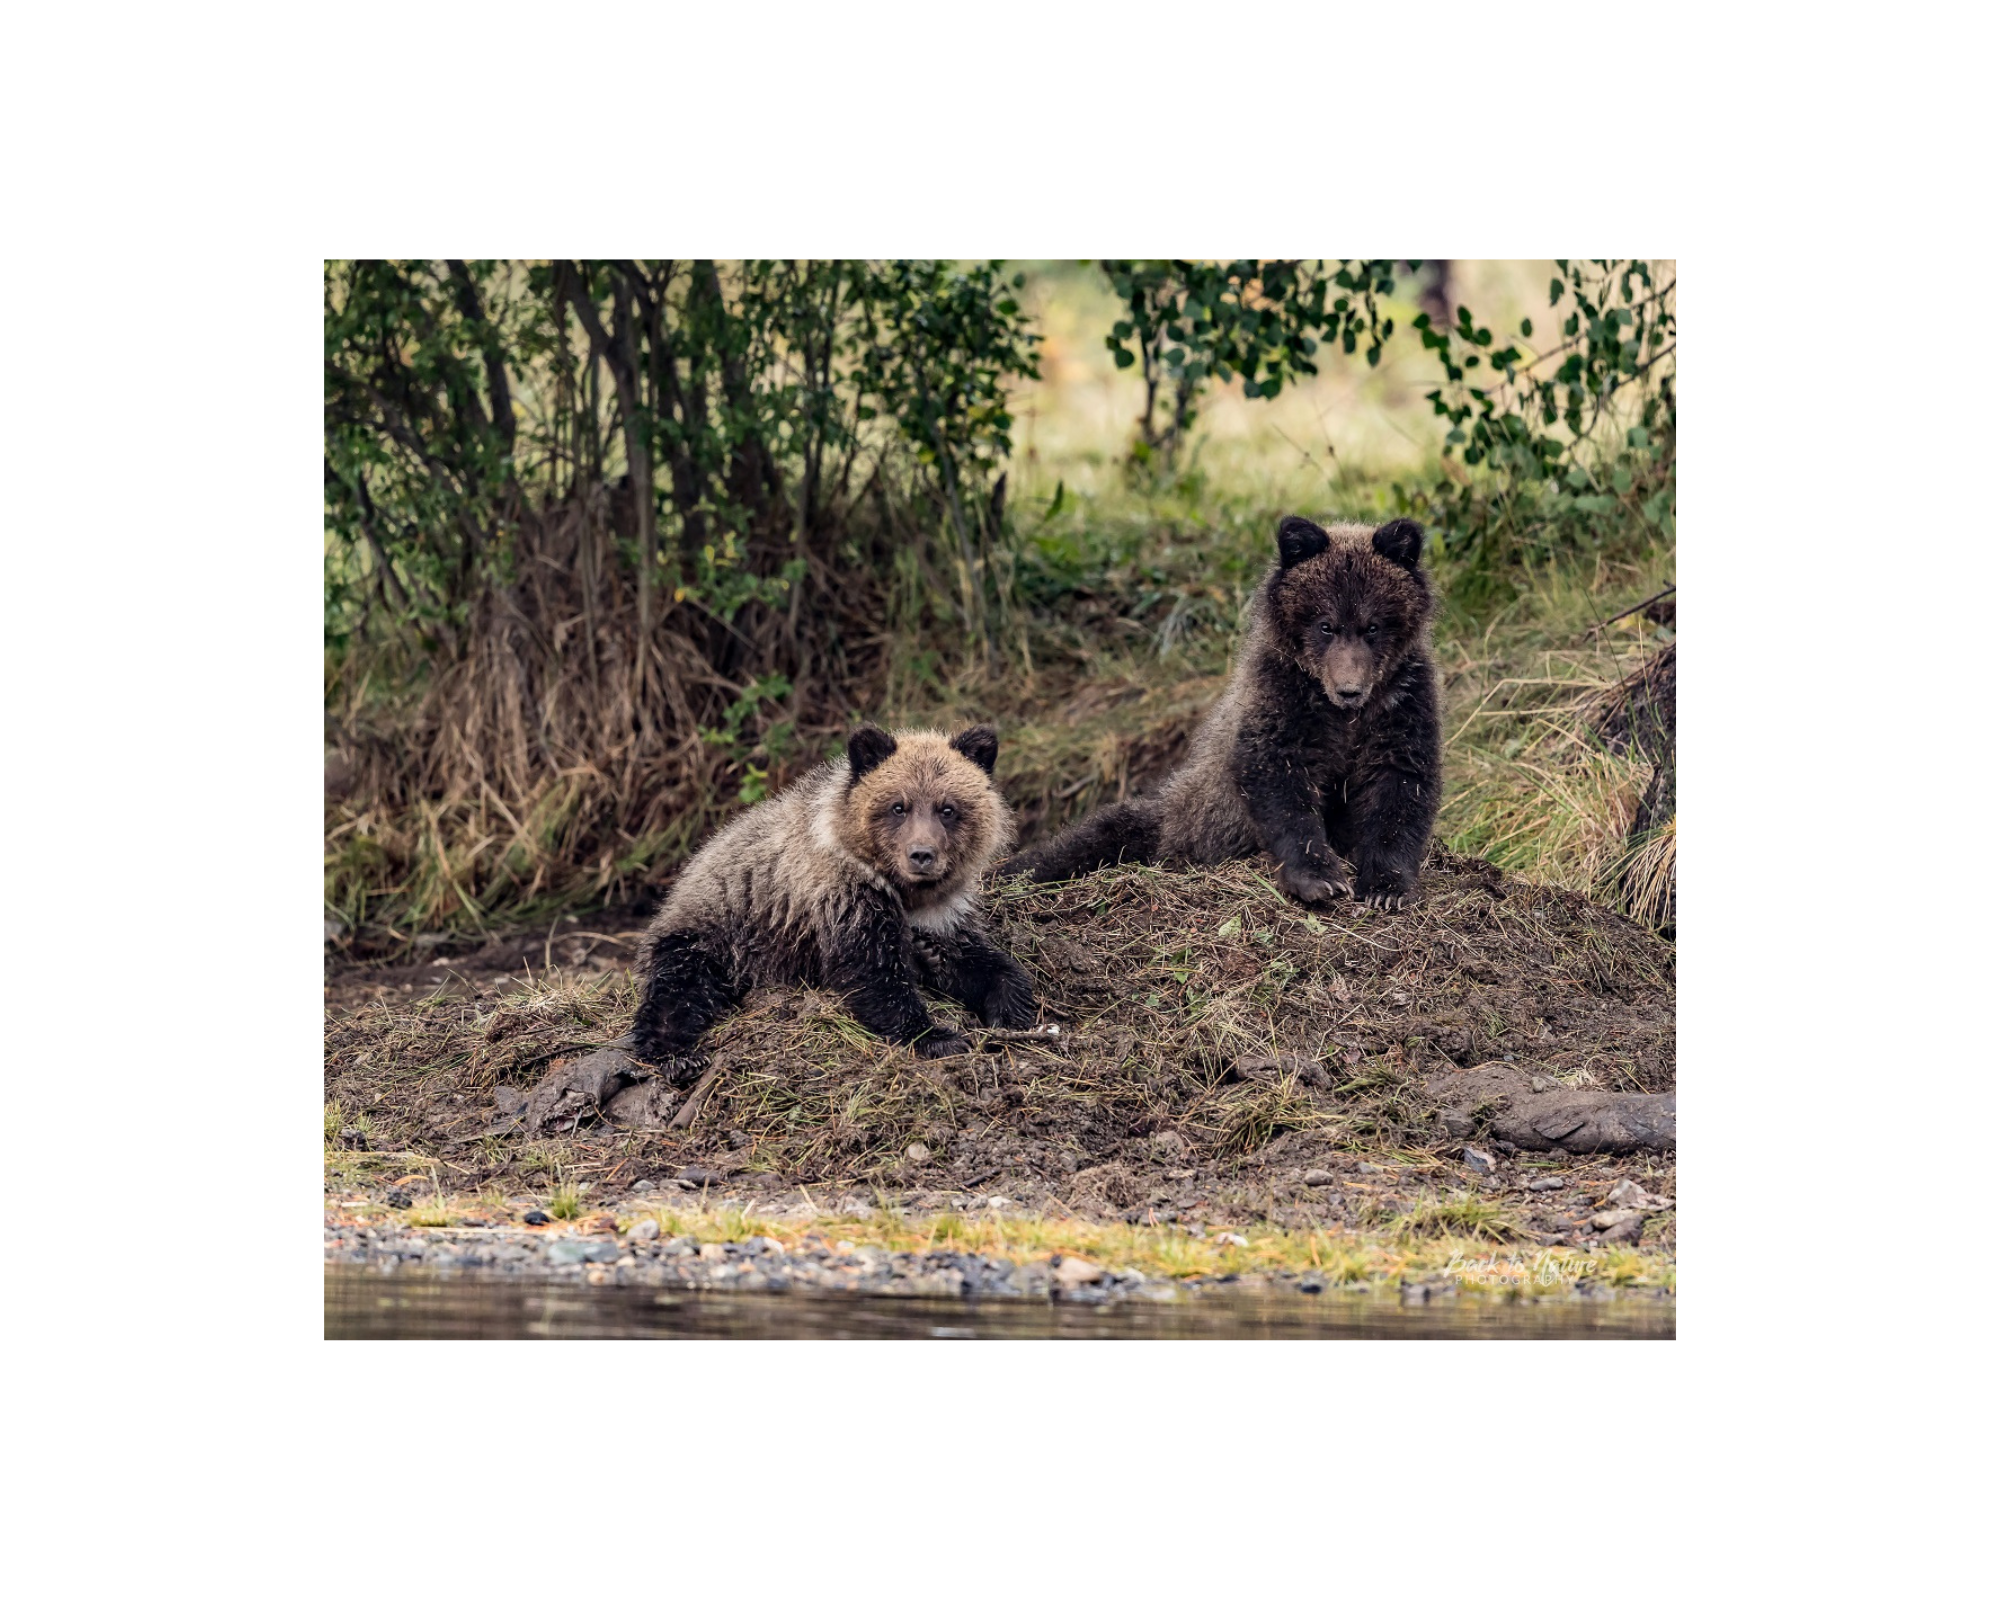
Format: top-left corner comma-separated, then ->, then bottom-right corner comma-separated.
1526,1176 -> 1566,1192
698,1242 -> 729,1261
1463,1146 -> 1499,1175
631,1179 -> 657,1192
1302,1169 -> 1338,1187
1052,1255 -> 1105,1289
547,1239 -> 590,1265
522,1210 -> 551,1226
1591,1207 -> 1643,1231
583,1240 -> 620,1263
1605,1178 -> 1673,1211
1216,1232 -> 1250,1247
627,1217 -> 661,1242
905,1142 -> 931,1165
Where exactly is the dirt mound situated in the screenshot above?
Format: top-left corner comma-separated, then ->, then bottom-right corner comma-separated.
326,851 -> 1674,1235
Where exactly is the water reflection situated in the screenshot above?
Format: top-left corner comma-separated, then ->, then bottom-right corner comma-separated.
327,1266 -> 1672,1340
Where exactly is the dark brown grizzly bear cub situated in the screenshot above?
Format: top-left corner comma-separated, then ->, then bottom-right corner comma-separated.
1006,515 -> 1442,909
629,725 -> 1038,1080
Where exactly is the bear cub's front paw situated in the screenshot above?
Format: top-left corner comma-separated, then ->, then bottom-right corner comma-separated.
656,1052 -> 711,1089
915,1030 -> 972,1059
1279,859 -> 1355,907
1355,871 -> 1417,912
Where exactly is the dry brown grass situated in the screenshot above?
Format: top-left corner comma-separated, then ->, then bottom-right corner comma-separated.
326,491 -> 898,949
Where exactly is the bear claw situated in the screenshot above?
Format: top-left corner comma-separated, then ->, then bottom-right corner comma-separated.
1279,862 -> 1354,906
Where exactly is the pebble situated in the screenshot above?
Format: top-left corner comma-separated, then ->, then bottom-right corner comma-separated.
905,1142 -> 931,1164
1216,1232 -> 1250,1247
698,1242 -> 729,1261
631,1180 -> 657,1193
547,1239 -> 590,1264
1526,1177 -> 1566,1192
1462,1147 -> 1499,1175
1591,1208 -> 1643,1232
1605,1178 -> 1672,1211
522,1210 -> 551,1226
1302,1169 -> 1338,1187
627,1218 -> 661,1242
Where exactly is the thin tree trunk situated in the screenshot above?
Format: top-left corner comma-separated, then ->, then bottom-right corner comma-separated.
559,263 -> 656,649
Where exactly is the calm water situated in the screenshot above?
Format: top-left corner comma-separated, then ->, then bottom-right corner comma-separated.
326,1266 -> 1673,1339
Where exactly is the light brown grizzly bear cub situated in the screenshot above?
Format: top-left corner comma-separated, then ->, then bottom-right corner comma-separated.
629,725 -> 1037,1079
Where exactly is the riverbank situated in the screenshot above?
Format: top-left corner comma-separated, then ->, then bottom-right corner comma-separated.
327,852 -> 1675,1326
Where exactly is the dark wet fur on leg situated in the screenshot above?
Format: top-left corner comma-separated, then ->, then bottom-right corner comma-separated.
912,924 -> 1039,1028
630,927 -> 743,1079
1004,800 -> 1160,884
827,892 -> 970,1057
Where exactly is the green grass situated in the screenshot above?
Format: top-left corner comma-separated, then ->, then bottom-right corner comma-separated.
327,1198 -> 1671,1297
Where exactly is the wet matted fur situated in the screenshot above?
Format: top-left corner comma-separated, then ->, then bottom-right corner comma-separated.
631,725 -> 1037,1077
1008,516 -> 1442,909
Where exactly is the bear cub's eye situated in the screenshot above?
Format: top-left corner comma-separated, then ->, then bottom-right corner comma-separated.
940,804 -> 956,821
1318,620 -> 1334,636
1365,623 -> 1379,638
891,802 -> 906,816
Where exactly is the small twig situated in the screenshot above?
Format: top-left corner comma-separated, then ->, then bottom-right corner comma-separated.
977,1026 -> 1070,1055
1584,584 -> 1675,637
668,1060 -> 728,1130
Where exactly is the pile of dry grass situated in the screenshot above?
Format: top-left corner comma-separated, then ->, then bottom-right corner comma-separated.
325,851 -> 1674,1207
326,491 -> 889,948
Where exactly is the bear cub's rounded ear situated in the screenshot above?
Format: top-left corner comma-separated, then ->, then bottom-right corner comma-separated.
1372,518 -> 1424,570
1277,515 -> 1331,569
846,724 -> 897,780
949,725 -> 999,774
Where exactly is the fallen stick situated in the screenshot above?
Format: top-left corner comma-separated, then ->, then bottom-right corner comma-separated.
1584,583 -> 1676,637
668,1059 -> 729,1130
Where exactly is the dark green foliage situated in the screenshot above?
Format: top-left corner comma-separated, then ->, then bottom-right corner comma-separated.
1097,259 -> 1402,472
1093,258 -> 1674,599
1399,260 -> 1676,600
324,259 -> 1039,660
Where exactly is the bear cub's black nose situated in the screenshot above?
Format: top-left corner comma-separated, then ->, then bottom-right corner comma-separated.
908,847 -> 936,868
